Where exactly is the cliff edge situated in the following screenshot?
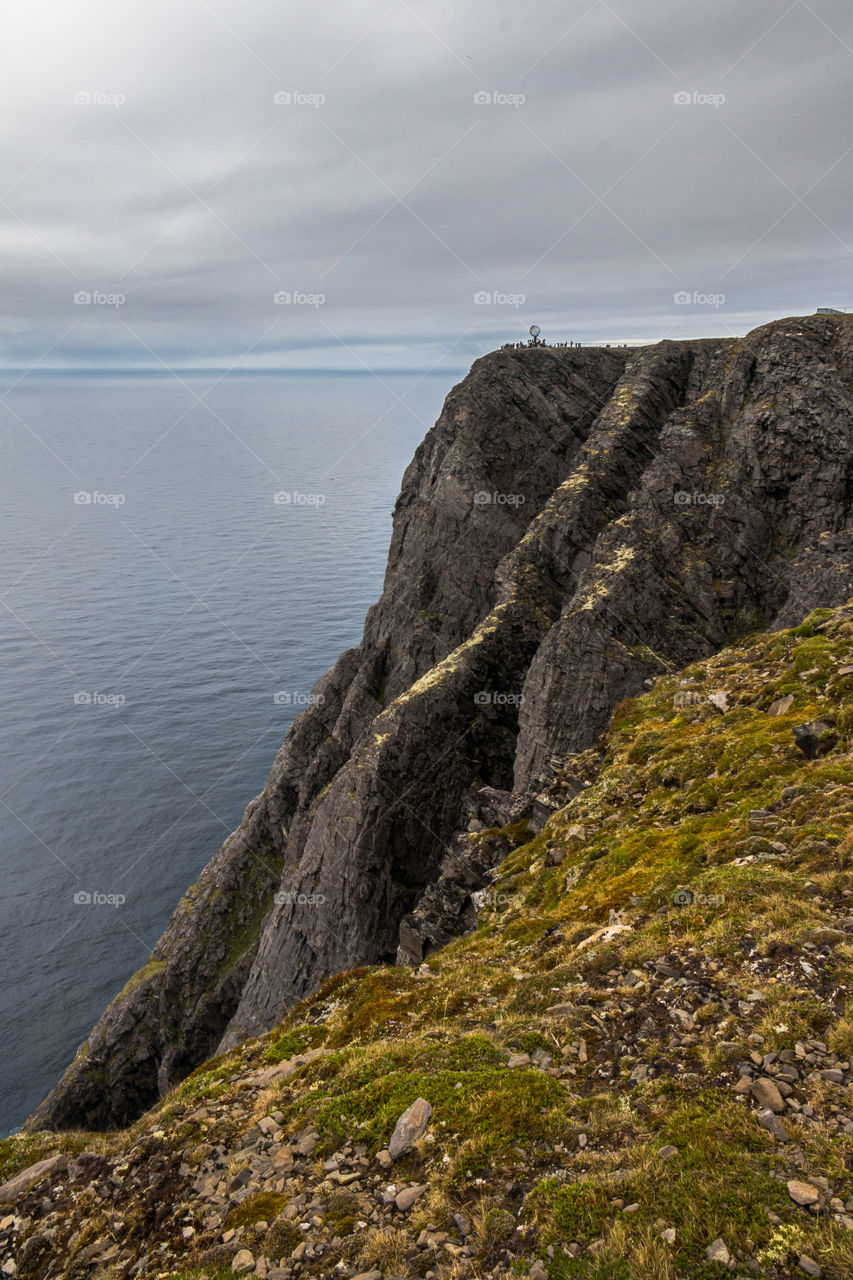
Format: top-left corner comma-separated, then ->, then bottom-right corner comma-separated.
27,313 -> 853,1131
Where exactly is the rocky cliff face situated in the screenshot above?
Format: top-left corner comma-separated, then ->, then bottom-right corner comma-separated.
27,314 -> 853,1132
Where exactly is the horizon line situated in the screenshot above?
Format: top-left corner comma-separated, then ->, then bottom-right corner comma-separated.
0,366 -> 469,377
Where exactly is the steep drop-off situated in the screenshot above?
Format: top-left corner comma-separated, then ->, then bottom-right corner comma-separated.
6,602 -> 853,1280
28,314 -> 853,1132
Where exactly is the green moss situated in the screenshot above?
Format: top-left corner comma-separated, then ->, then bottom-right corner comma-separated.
626,729 -> 668,764
548,1254 -> 631,1280
502,818 -> 532,846
325,968 -> 422,1044
110,957 -> 167,1005
224,1192 -> 290,1230
528,1091 -> 796,1275
429,1034 -> 503,1070
529,1177 -> 613,1243
261,1023 -> 327,1064
513,1031 -> 555,1058
484,1207 -> 516,1242
280,1038 -> 567,1158
792,610 -> 836,637
174,1052 -> 242,1103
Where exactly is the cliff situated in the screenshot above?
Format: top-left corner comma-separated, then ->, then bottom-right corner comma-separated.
26,313 -> 853,1133
4,601 -> 853,1280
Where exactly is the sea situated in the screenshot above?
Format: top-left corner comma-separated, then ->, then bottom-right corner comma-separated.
0,370 -> 452,1134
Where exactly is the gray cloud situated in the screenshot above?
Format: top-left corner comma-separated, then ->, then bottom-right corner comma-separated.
2,0 -> 852,370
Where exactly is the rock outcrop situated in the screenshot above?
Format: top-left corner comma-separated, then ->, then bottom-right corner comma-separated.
6,600 -> 853,1280
27,313 -> 853,1132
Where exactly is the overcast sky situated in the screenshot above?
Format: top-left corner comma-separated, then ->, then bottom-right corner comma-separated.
2,0 -> 852,371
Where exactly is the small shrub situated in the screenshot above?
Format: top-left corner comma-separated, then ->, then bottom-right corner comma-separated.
264,1216 -> 302,1259
827,1011 -> 853,1059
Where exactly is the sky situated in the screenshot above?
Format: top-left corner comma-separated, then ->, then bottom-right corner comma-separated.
2,0 -> 852,372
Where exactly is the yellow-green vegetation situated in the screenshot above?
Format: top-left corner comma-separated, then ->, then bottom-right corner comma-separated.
827,1010 -> 853,1060
111,957 -> 167,1003
261,1022 -> 327,1065
172,1051 -> 243,1104
289,1033 -> 567,1175
5,604 -> 853,1280
0,1129 -> 111,1188
233,603 -> 853,1278
223,1191 -> 289,1229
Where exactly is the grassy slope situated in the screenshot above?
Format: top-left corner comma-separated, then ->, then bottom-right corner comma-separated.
4,603 -> 853,1280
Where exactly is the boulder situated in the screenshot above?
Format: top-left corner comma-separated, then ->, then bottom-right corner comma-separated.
793,721 -> 838,759
705,1238 -> 731,1264
395,1183 -> 428,1211
756,1109 -> 790,1141
787,1180 -> 820,1206
0,1154 -> 66,1203
750,1077 -> 785,1114
388,1099 -> 432,1160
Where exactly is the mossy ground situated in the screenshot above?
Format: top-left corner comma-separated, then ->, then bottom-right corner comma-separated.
6,604 -> 853,1279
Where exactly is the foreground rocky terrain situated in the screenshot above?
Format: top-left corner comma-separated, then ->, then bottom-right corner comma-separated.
4,601 -> 853,1278
27,312 -> 853,1135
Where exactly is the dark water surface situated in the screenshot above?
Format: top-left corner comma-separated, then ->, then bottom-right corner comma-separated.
0,370 -> 450,1132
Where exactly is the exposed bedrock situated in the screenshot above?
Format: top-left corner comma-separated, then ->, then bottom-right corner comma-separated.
28,315 -> 853,1131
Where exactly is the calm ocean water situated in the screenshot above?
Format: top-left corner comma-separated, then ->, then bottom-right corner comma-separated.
0,370 -> 450,1133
